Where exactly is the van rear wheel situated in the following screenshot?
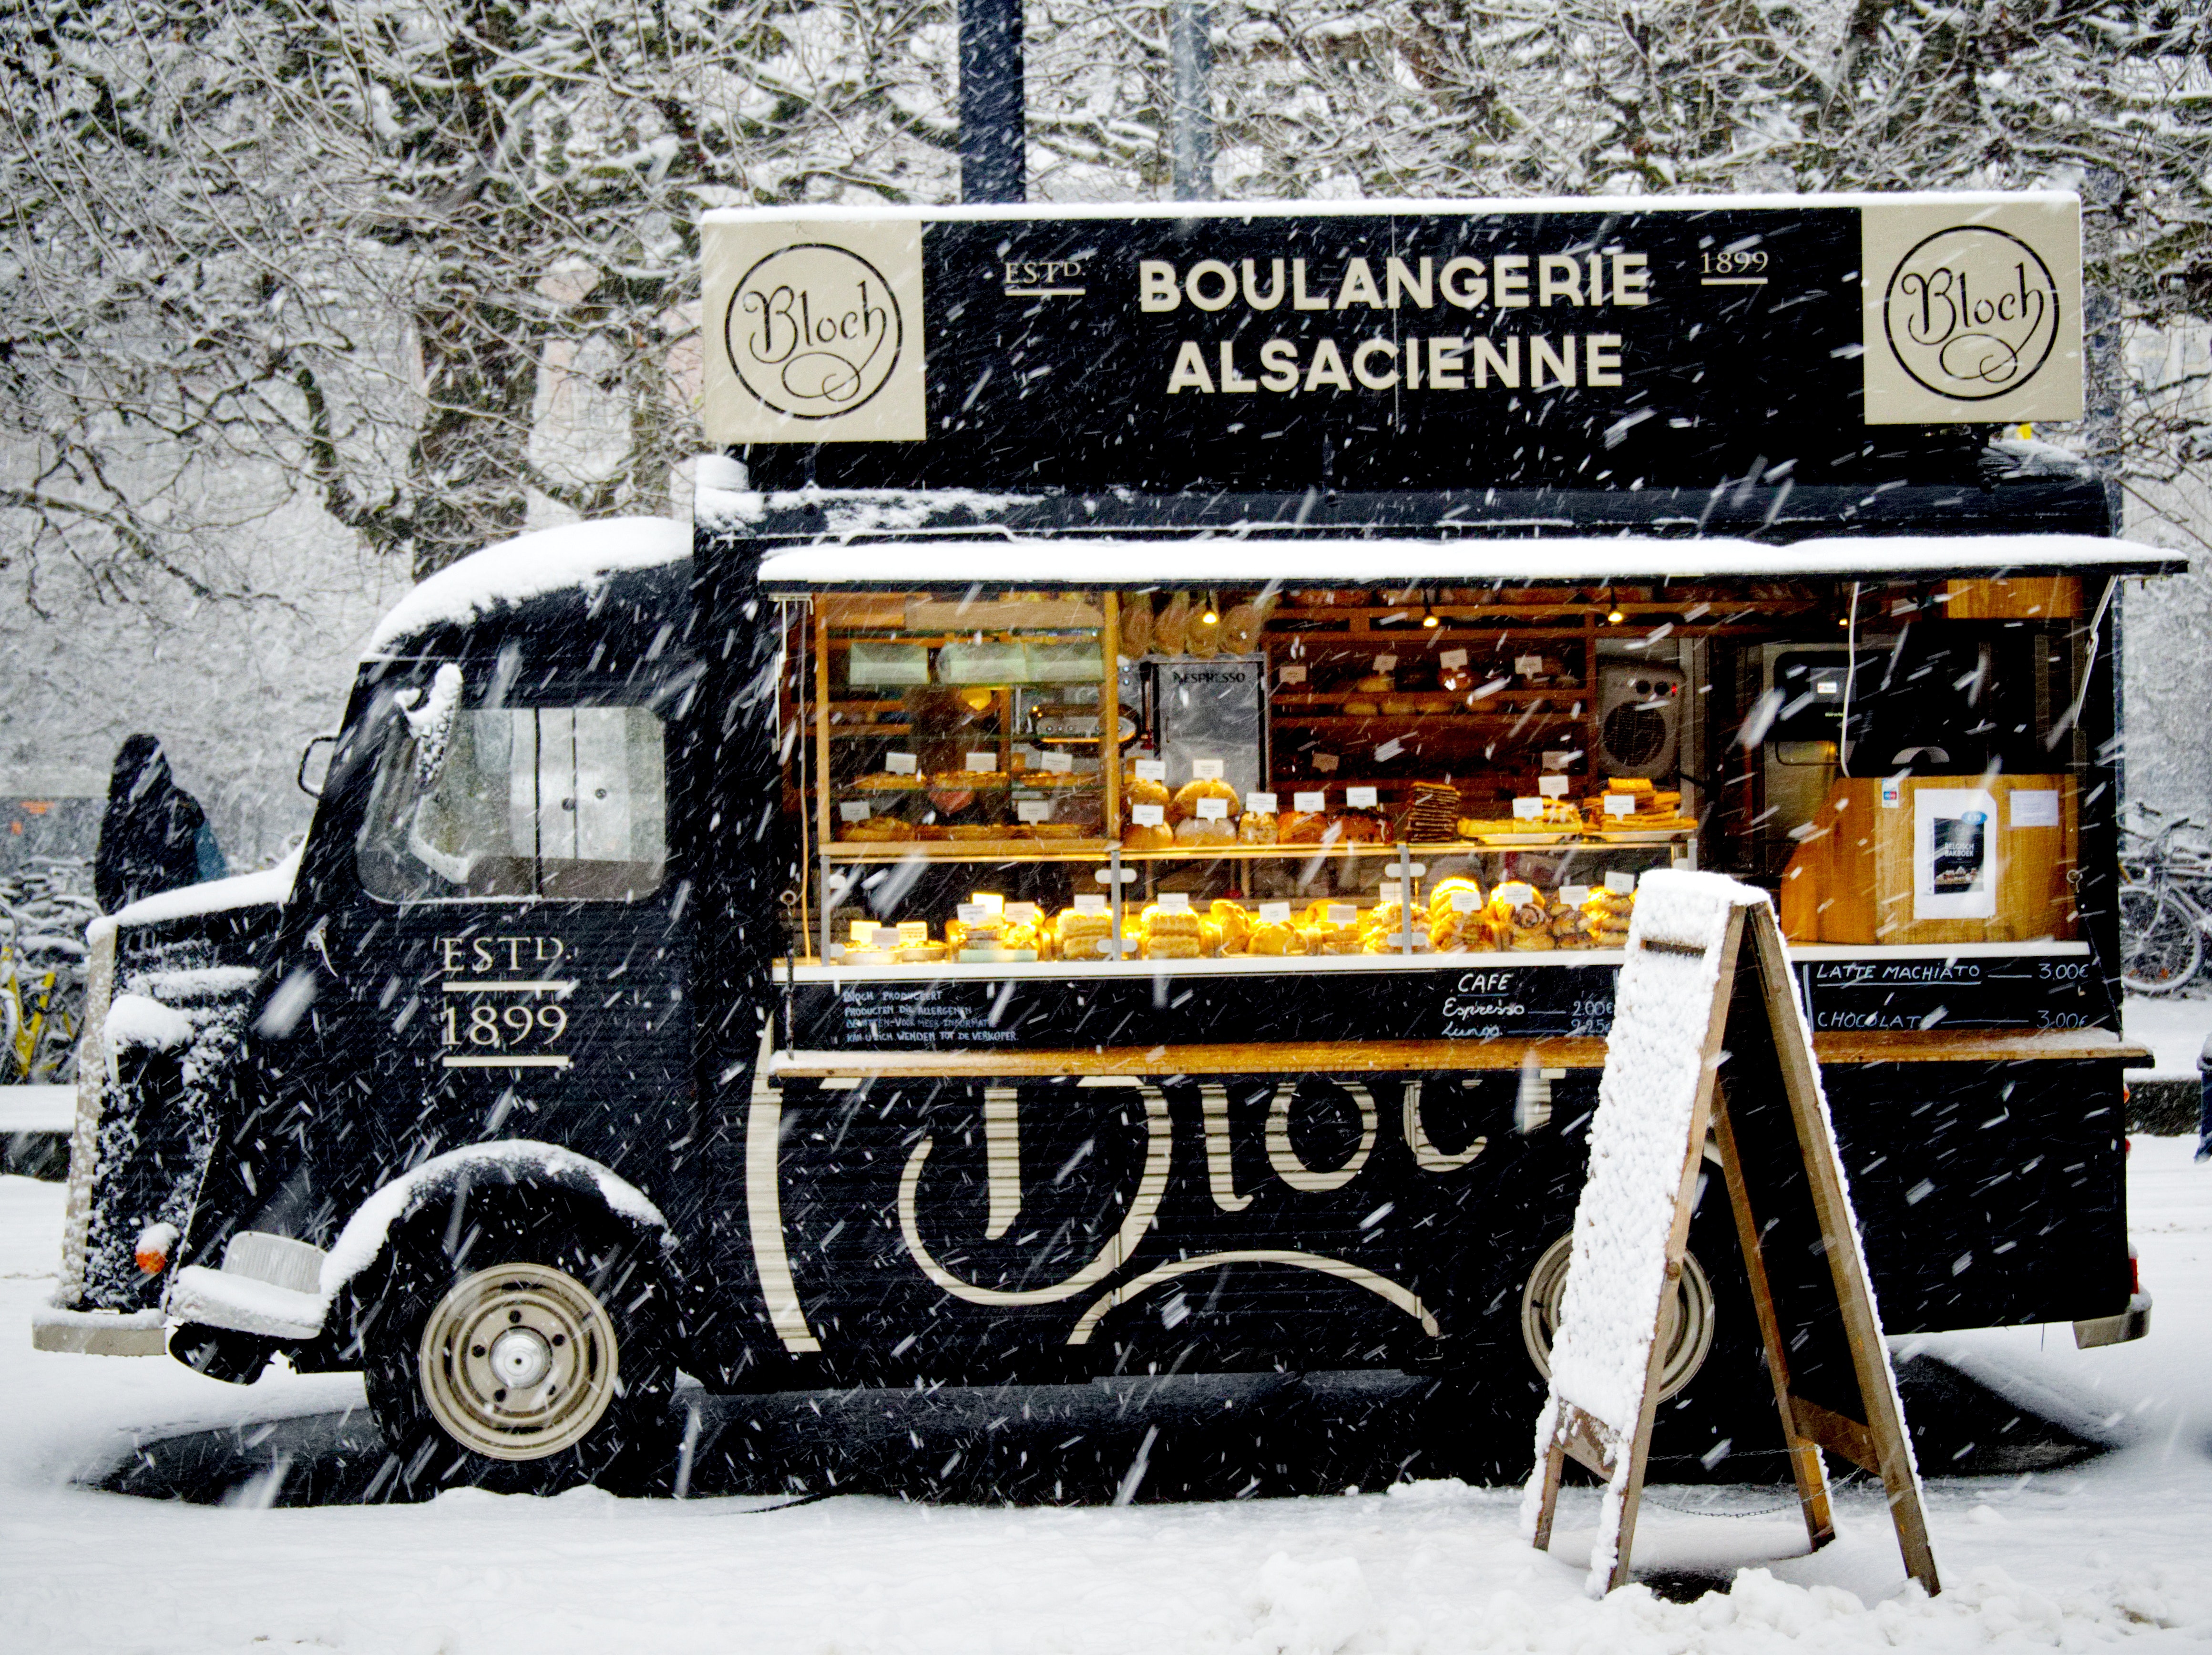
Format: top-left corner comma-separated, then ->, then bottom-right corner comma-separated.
360,1197 -> 675,1497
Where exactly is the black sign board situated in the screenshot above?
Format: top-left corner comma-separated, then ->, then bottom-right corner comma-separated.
702,198 -> 2083,496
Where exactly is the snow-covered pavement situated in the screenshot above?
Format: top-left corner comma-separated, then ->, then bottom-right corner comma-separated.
5,1143 -> 2209,1654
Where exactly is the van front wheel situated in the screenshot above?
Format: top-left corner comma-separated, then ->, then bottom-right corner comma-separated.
360,1199 -> 675,1496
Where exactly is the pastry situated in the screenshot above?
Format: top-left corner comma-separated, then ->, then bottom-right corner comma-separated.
1210,899 -> 1252,955
1175,815 -> 1236,846
1119,593 -> 1154,658
1171,777 -> 1241,819
853,771 -> 923,792
1056,909 -> 1115,961
1153,591 -> 1192,655
1237,810 -> 1279,845
1219,597 -> 1271,655
1248,920 -> 1307,956
1343,698 -> 1381,717
1280,811 -> 1330,846
1122,822 -> 1175,851
1428,876 -> 1484,919
840,816 -> 915,842
1124,773 -> 1172,811
1356,674 -> 1395,693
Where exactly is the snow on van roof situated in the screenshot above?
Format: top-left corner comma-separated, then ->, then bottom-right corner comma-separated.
368,517 -> 691,654
758,533 -> 2182,591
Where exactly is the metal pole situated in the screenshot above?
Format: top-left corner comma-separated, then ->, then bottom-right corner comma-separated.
2082,164 -> 2125,801
1169,0 -> 1213,201
959,0 -> 1025,204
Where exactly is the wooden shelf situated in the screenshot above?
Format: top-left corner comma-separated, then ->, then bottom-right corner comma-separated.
822,836 -> 1687,863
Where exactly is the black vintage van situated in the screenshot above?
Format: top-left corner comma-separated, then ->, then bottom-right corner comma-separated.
44,195 -> 2168,1497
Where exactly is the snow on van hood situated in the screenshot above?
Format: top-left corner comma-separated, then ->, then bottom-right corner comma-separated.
366,517 -> 691,655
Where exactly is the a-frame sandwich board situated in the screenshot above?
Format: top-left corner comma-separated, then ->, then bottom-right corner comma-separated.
1523,871 -> 1939,1600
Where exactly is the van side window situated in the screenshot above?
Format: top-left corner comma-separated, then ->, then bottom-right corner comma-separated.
358,706 -> 667,902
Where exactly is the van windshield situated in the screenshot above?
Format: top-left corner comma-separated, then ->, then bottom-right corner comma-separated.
358,704 -> 667,902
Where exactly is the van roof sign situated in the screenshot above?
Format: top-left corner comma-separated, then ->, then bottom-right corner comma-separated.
701,194 -> 2083,497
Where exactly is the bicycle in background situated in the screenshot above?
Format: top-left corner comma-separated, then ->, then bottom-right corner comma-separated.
2118,804 -> 2212,995
0,861 -> 98,1085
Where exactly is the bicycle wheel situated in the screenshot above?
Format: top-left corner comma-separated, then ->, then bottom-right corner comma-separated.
2120,885 -> 2202,995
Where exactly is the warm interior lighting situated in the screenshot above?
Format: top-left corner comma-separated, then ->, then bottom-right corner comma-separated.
1607,607 -> 1625,625
1422,611 -> 1441,628
1198,590 -> 1220,626
958,686 -> 995,712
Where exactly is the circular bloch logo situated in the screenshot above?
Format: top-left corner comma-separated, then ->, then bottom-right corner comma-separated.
725,243 -> 903,419
1882,225 -> 2060,402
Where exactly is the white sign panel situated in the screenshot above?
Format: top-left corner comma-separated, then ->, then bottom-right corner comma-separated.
702,218 -> 927,444
1861,196 -> 2082,425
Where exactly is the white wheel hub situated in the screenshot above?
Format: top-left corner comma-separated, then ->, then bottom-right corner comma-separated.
418,1261 -> 619,1461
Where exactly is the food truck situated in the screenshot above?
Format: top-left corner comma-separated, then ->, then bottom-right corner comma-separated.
41,194 -> 2167,1496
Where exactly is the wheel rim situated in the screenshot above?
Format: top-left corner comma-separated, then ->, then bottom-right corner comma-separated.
2120,887 -> 2199,993
1519,1234 -> 1717,1403
417,1262 -> 619,1461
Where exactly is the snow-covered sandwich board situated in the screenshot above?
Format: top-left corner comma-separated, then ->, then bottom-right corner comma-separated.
1522,870 -> 1938,1598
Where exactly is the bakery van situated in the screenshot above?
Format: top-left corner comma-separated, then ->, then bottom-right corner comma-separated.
44,194 -> 2168,1497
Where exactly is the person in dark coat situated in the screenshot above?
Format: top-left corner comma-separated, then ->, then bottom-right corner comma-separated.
93,735 -> 225,913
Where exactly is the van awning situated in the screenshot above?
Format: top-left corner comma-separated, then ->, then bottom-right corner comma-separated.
758,533 -> 2183,593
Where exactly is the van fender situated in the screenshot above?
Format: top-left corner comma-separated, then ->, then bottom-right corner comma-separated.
171,1141 -> 673,1357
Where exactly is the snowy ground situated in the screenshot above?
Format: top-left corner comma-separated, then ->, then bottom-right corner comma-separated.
2122,990 -> 2212,1081
4,1144 -> 2210,1654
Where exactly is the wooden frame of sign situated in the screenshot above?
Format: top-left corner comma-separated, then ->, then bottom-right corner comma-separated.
1526,882 -> 1939,1598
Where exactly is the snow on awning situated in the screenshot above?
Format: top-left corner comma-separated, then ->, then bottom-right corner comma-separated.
759,534 -> 2181,593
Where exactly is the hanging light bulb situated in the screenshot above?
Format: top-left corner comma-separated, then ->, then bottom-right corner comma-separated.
1422,610 -> 1441,628
1605,590 -> 1625,624
1199,590 -> 1220,627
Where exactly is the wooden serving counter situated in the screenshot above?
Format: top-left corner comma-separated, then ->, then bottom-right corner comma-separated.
767,1028 -> 2148,1081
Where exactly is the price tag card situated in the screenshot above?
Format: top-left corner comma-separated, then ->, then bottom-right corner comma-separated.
1604,793 -> 1639,817
1157,891 -> 1191,913
956,903 -> 993,927
1328,904 -> 1359,926
839,801 -> 872,821
1313,753 -> 1340,773
1131,803 -> 1166,826
1378,881 -> 1404,902
968,891 -> 1004,913
1246,791 -> 1279,814
1196,797 -> 1229,820
1074,893 -> 1108,914
897,920 -> 930,943
1439,648 -> 1469,669
1373,654 -> 1399,673
1537,775 -> 1570,798
1005,902 -> 1040,925
1606,870 -> 1638,894
1135,758 -> 1167,782
965,751 -> 998,773
885,752 -> 918,775
1516,654 -> 1546,675
1347,786 -> 1379,808
1191,758 -> 1225,780
1260,901 -> 1293,924
2011,789 -> 2060,828
1294,790 -> 1327,812
1016,800 -> 1053,823
1560,885 -> 1591,907
1279,663 -> 1308,685
850,919 -> 879,944
1038,750 -> 1074,774
1512,797 -> 1545,820
1450,889 -> 1481,912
